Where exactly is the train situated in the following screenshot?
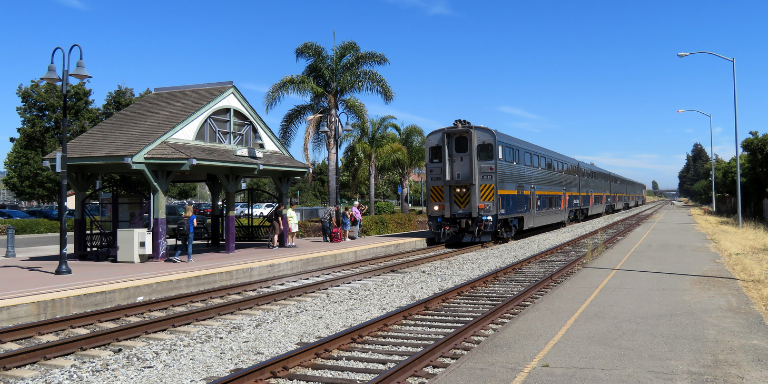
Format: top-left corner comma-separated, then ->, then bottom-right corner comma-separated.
425,119 -> 646,243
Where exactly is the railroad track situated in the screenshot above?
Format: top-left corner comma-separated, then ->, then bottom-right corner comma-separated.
0,243 -> 489,371
209,202 -> 666,384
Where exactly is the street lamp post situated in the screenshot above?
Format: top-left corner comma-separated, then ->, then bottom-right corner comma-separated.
677,109 -> 715,213
40,45 -> 93,275
678,51 -> 741,228
319,111 -> 353,211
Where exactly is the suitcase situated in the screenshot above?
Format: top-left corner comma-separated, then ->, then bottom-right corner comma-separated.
330,227 -> 343,243
348,225 -> 359,240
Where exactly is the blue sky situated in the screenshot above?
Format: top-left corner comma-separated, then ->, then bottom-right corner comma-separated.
1,0 -> 766,190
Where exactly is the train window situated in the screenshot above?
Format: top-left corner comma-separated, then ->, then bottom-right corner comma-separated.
525,152 -> 532,166
455,136 -> 469,153
429,146 -> 442,163
477,143 -> 493,161
533,155 -> 540,168
539,156 -> 546,169
515,149 -> 520,164
505,147 -> 514,163
548,197 -> 554,210
555,196 -> 562,208
547,158 -> 553,171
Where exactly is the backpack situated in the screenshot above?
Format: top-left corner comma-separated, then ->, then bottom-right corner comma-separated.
176,217 -> 189,237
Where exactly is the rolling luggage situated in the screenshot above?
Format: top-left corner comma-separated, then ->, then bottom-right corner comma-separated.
348,225 -> 359,240
330,227 -> 343,243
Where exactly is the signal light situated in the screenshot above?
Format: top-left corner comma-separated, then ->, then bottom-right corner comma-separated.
478,204 -> 485,209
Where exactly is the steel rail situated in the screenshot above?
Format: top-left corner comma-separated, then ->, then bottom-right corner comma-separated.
0,244 -> 447,343
370,203 -> 663,383
1,243 -> 492,370
209,203 -> 664,384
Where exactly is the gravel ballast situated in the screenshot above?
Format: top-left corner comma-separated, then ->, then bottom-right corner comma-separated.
2,206 -> 654,384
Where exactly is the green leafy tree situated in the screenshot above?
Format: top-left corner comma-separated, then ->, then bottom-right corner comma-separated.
677,142 -> 711,202
100,84 -> 151,121
264,40 -> 394,208
741,131 -> 768,217
4,81 -> 99,203
343,115 -> 399,215
379,122 -> 425,213
651,180 -> 660,196
168,183 -> 197,201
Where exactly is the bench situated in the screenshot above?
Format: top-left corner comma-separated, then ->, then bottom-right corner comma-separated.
173,226 -> 211,249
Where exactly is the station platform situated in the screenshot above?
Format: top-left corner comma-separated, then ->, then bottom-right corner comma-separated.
434,204 -> 768,383
0,231 -> 430,327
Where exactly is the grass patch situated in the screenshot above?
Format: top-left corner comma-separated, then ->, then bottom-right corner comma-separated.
690,208 -> 768,323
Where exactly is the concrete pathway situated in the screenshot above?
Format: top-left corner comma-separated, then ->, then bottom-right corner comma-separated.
435,205 -> 768,383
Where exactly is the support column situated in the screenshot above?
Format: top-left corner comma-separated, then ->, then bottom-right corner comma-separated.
272,176 -> 294,247
206,178 -> 222,248
68,172 -> 97,260
137,167 -> 176,261
216,174 -> 242,253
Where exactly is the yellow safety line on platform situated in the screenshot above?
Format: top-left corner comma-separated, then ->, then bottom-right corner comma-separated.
510,208 -> 667,384
0,237 -> 419,308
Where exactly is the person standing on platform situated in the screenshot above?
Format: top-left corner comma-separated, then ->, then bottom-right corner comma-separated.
173,205 -> 196,263
341,206 -> 351,241
320,205 -> 337,242
268,204 -> 283,249
286,202 -> 299,247
352,201 -> 366,237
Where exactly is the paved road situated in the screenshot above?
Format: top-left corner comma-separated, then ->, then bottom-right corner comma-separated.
0,232 -> 74,249
435,204 -> 768,383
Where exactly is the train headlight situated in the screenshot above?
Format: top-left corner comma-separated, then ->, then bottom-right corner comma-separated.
432,205 -> 440,211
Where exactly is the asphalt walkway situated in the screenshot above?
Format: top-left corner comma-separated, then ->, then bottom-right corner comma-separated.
435,204 -> 768,383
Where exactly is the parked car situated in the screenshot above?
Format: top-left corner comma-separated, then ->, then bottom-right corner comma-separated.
193,203 -> 212,217
251,203 -> 277,218
0,209 -> 33,219
26,209 -> 71,220
234,203 -> 251,218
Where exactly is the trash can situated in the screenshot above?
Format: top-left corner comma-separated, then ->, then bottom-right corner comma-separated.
117,228 -> 153,263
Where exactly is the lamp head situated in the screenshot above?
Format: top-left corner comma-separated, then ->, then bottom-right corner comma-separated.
69,60 -> 92,81
343,120 -> 353,132
41,64 -> 62,83
677,52 -> 690,58
318,121 -> 330,134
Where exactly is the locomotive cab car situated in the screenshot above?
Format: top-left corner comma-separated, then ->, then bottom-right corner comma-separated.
426,120 -> 646,243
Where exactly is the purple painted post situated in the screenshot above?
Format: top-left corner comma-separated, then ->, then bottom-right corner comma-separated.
280,213 -> 288,247
152,217 -> 167,261
225,214 -> 236,253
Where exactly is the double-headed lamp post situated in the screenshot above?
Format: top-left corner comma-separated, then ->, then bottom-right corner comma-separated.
677,109 -> 715,213
677,51 -> 741,228
318,111 -> 352,209
40,44 -> 93,275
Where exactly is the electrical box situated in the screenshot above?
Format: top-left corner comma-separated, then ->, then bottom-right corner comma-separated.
117,228 -> 153,263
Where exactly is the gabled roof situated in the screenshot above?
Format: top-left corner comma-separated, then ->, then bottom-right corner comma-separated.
46,82 -> 308,172
66,85 -> 232,158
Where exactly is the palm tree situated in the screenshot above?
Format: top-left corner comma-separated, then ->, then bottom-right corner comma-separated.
379,123 -> 426,213
343,115 -> 399,215
264,41 -> 394,207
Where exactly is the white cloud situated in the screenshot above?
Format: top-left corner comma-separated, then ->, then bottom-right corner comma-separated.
57,0 -> 87,10
498,106 -> 540,119
713,126 -> 723,134
506,122 -> 541,133
239,83 -> 269,93
684,129 -> 693,133
383,0 -> 453,15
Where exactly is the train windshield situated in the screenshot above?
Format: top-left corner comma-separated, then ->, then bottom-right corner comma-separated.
429,146 -> 442,163
455,136 -> 469,153
477,143 -> 493,161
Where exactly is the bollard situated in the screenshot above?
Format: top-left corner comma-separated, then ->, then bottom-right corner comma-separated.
5,225 -> 16,258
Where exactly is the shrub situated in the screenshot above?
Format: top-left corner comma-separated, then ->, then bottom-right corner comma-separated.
0,218 -> 75,235
295,213 -> 428,238
373,201 -> 395,215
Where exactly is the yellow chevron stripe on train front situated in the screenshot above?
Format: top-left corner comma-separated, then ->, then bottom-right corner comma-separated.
453,185 -> 470,209
480,184 -> 495,202
430,186 -> 444,203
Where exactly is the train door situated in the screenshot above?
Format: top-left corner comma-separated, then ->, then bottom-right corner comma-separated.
444,132 -> 474,217
530,185 -> 537,228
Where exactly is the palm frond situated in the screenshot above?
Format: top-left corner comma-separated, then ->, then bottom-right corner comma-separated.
264,75 -> 321,112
